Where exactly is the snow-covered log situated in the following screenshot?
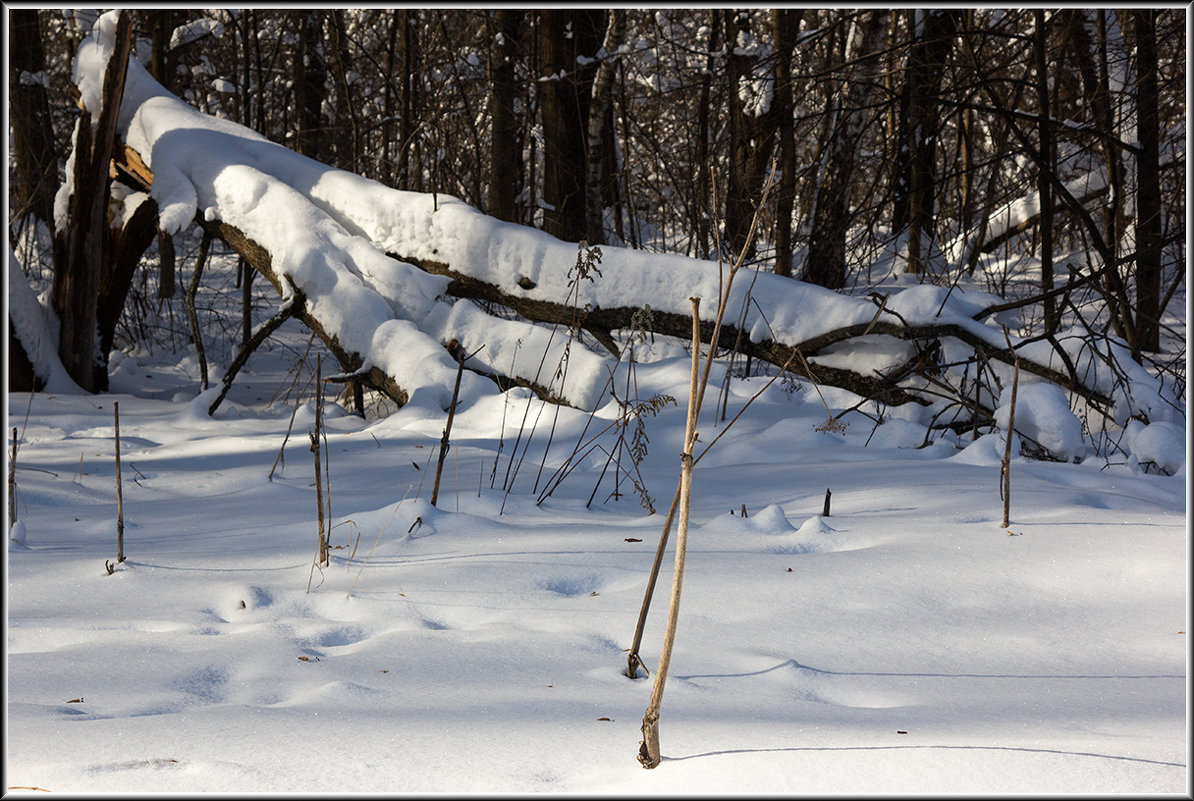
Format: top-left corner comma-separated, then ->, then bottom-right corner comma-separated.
76,11 -> 1180,450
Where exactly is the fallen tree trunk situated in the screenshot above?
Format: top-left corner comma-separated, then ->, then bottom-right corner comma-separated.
198,216 -> 413,408
400,252 -> 1116,415
110,138 -> 1126,435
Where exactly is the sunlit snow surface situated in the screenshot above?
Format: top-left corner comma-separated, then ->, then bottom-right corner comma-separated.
6,327 -> 1187,793
8,11 -> 1186,794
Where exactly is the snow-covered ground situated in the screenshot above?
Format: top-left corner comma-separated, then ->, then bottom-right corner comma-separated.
6,11 -> 1186,793
6,303 -> 1187,794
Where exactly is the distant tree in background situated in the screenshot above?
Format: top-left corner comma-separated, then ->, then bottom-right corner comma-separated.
7,8 -> 1185,396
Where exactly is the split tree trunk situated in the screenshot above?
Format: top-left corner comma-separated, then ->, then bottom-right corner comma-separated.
51,11 -> 133,393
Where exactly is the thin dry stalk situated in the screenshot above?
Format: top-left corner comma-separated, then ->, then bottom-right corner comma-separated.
432,344 -> 479,507
268,333 -> 317,481
638,298 -> 702,769
1000,336 -> 1021,528
625,167 -> 782,679
310,357 -> 328,569
9,428 -> 18,530
114,402 -> 125,563
346,488 -> 411,599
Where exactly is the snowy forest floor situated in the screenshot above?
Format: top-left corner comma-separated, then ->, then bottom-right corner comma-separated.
6,242 -> 1189,794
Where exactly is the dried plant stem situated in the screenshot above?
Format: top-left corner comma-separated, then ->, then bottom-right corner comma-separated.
638,298 -> 701,769
268,334 -> 316,481
9,428 -> 18,530
346,488 -> 410,599
310,356 -> 329,570
432,345 -> 476,508
625,169 -> 785,680
114,402 -> 125,563
1000,341 -> 1020,528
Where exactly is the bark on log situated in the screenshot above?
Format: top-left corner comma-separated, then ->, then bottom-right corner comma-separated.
197,217 -> 413,409
110,139 -> 1117,423
398,253 -> 1114,414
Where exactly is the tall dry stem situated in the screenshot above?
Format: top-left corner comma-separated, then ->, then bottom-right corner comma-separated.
625,163 -> 779,679
9,428 -> 18,530
1000,334 -> 1021,528
638,298 -> 701,769
114,402 -> 125,563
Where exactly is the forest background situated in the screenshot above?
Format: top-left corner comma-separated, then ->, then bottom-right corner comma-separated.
8,7 -> 1186,408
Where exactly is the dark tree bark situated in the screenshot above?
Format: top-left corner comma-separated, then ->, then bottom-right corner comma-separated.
51,12 -> 133,393
1132,9 -> 1162,354
722,9 -> 778,261
893,9 -> 958,276
9,319 -> 44,392
771,9 -> 803,278
398,10 -> 420,191
1034,10 -> 1056,331
488,9 -> 524,223
585,9 -> 625,246
98,192 -> 162,366
693,10 -> 719,260
537,9 -> 604,243
805,11 -> 886,289
146,10 -> 181,93
328,9 -> 362,174
381,12 -> 399,183
8,9 -> 58,229
293,10 -> 326,162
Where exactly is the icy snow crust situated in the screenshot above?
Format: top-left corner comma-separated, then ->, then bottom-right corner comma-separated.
75,13 -> 1179,456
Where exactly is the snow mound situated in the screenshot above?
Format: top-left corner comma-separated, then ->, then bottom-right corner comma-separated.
995,382 -> 1085,462
9,520 -> 29,548
752,503 -> 797,533
794,515 -> 839,536
949,433 -> 1019,466
1129,421 -> 1185,476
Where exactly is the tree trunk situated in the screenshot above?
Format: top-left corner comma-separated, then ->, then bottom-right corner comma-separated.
585,9 -> 625,246
98,193 -> 162,368
1034,10 -> 1056,331
488,9 -> 523,223
51,12 -> 133,393
1132,9 -> 1162,354
895,10 -> 957,276
805,11 -> 886,289
293,10 -> 326,162
537,9 -> 604,243
399,10 -> 420,190
381,12 -> 399,182
147,10 -> 181,93
693,11 -> 719,260
722,10 -> 778,261
771,9 -> 803,278
328,9 -> 362,174
8,9 -> 58,229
